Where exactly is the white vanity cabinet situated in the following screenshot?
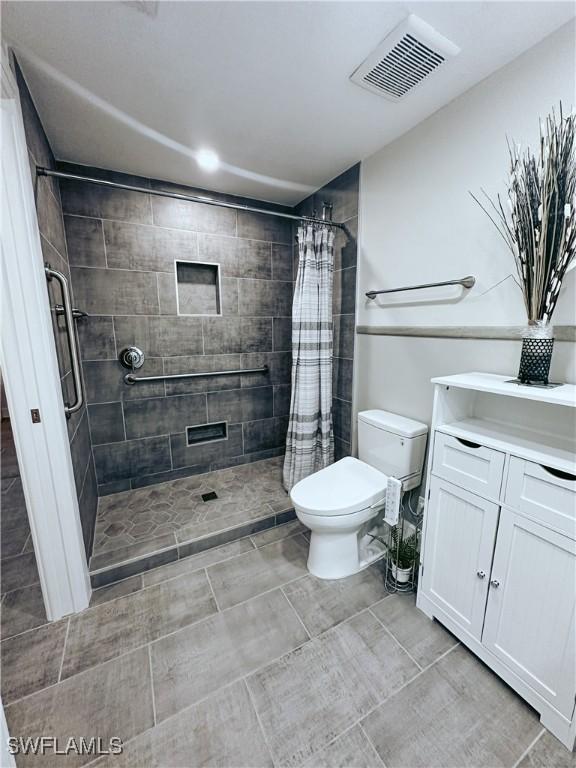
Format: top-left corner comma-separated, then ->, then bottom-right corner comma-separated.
417,373 -> 576,750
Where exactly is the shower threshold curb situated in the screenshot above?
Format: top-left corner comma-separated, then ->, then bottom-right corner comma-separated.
89,507 -> 296,588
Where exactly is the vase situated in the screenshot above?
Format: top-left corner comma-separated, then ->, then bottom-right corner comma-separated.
517,321 -> 554,385
390,562 -> 412,584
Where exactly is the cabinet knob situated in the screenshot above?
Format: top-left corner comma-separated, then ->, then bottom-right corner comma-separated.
490,579 -> 500,588
476,570 -> 486,579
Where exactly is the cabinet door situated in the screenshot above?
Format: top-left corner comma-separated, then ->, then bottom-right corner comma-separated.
483,509 -> 576,719
420,477 -> 499,640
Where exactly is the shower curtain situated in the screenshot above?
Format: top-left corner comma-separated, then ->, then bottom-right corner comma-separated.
283,224 -> 335,491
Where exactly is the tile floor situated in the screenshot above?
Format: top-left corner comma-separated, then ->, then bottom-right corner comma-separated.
90,457 -> 295,584
2,522 -> 573,768
1,418 -> 45,643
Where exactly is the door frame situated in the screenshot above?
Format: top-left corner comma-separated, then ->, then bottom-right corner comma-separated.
1,48 -> 91,620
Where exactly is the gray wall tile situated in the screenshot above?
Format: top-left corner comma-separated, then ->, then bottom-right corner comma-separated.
334,217 -> 358,271
94,436 -> 172,484
333,398 -> 351,443
240,352 -> 291,388
333,267 -> 357,316
84,358 -> 165,403
77,316 -> 116,360
60,178 -> 153,223
272,317 -> 292,352
333,357 -> 353,402
271,244 -> 293,281
202,317 -> 272,355
197,234 -> 239,277
171,424 -> 243,469
237,211 -> 292,243
164,354 -> 241,395
104,220 -> 197,272
88,402 -> 125,445
152,196 -> 236,235
273,385 -> 291,417
158,272 -> 178,314
71,267 -> 159,315
243,416 -> 289,453
238,279 -> 292,317
64,215 -> 105,268
207,387 -> 273,424
333,314 -> 355,360
70,409 -> 92,496
114,315 -> 203,357
123,393 -> 208,440
237,239 -> 272,279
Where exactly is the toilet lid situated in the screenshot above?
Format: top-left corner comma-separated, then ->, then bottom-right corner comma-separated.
290,457 -> 388,517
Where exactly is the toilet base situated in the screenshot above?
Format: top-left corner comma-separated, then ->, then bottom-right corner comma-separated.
307,530 -> 362,580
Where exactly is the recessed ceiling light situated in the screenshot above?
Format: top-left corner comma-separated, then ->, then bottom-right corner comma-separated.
196,149 -> 220,172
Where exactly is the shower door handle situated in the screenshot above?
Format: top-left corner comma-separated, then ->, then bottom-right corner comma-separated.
45,265 -> 84,417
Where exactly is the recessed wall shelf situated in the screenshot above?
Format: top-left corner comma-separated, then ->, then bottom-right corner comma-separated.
176,260 -> 221,316
186,421 -> 228,446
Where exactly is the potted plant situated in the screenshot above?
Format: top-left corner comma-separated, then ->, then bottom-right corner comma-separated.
389,526 -> 418,584
471,105 -> 575,386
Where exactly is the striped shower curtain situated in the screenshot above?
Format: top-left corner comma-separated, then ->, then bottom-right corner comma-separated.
283,224 -> 334,491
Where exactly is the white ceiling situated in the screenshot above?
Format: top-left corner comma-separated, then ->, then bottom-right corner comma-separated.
3,1 -> 574,205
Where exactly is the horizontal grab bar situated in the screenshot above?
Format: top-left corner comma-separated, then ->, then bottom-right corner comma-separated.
124,365 -> 269,385
366,276 -> 475,300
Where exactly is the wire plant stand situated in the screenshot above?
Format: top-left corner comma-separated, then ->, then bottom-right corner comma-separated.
370,489 -> 424,594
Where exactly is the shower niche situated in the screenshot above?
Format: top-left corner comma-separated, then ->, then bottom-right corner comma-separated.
175,260 -> 222,316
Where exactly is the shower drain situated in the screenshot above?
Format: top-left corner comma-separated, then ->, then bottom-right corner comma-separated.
201,491 -> 218,502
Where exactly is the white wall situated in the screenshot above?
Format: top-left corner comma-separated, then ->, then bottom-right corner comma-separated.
355,20 -> 576,431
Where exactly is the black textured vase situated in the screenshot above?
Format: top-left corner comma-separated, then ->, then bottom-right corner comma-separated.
517,336 -> 554,385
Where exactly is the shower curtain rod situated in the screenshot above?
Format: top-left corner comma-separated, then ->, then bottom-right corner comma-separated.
36,168 -> 346,229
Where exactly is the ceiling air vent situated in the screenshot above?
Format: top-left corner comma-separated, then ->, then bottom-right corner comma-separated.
350,15 -> 460,102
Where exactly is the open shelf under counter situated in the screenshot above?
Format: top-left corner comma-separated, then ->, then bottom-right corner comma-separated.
431,372 -> 576,408
436,417 -> 576,475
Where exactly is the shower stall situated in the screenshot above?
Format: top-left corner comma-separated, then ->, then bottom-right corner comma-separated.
16,63 -> 360,589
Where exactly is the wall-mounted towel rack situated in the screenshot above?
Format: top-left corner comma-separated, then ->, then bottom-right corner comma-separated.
124,365 -> 269,385
366,275 -> 475,300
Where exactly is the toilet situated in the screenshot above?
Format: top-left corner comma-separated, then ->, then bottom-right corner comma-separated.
290,410 -> 428,580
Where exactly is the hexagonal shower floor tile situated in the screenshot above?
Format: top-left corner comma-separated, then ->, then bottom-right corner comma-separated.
89,457 -> 296,587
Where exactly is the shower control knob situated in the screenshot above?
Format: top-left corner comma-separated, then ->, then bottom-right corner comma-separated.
476,570 -> 486,579
119,346 -> 145,370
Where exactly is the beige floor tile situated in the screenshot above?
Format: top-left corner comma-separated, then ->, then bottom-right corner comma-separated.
362,644 -> 541,768
283,564 -> 387,637
303,725 -> 385,768
151,588 -> 308,722
62,569 -> 216,679
1,619 -> 68,704
247,610 -> 419,767
371,593 -> 458,668
142,537 -> 254,587
206,535 -> 309,609
92,680 -> 273,768
5,647 -> 153,767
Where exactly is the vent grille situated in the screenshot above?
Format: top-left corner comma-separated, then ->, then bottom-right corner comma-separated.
363,34 -> 444,99
350,15 -> 460,102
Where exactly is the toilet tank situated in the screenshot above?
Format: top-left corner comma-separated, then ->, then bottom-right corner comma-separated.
358,410 -> 428,491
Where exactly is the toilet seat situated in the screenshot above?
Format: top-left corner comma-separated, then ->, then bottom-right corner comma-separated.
290,456 -> 388,517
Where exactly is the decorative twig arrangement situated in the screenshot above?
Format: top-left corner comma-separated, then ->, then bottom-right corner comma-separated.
471,105 -> 575,324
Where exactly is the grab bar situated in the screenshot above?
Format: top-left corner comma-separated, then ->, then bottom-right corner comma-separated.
124,365 -> 269,385
54,304 -> 88,320
366,275 -> 475,300
45,265 -> 84,416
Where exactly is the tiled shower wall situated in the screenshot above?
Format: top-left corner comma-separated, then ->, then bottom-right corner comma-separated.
59,165 -> 294,494
297,164 -> 359,458
15,62 -> 98,556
